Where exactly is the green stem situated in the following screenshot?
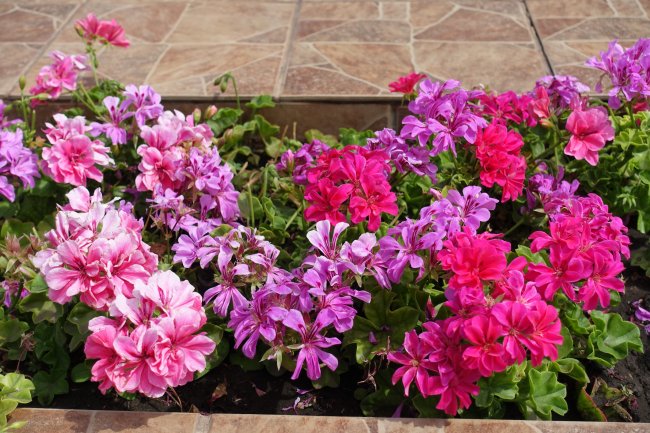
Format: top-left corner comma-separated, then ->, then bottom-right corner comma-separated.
284,204 -> 303,231
626,102 -> 638,129
230,75 -> 241,111
503,217 -> 526,237
247,184 -> 255,227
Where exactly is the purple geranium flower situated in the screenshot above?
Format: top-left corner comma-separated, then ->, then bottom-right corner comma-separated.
282,309 -> 340,380
123,84 -> 163,127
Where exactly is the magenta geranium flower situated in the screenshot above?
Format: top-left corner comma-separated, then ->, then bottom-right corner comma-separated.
462,315 -> 507,377
387,330 -> 437,397
388,72 -> 427,94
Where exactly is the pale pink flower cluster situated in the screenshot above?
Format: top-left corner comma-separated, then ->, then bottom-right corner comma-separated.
32,186 -> 157,310
41,114 -> 113,186
30,51 -> 87,103
85,271 -> 215,397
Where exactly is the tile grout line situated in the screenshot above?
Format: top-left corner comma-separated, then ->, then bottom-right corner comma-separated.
85,410 -> 96,433
143,2 -> 191,85
522,0 -> 554,75
10,0 -> 88,96
274,0 -> 303,99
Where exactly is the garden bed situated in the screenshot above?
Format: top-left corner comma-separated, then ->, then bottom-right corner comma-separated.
1,12 -> 650,431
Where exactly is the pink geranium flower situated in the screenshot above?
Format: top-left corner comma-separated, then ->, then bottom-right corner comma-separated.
564,106 -> 615,166
304,179 -> 353,224
75,13 -> 130,47
41,132 -> 113,186
30,51 -> 87,103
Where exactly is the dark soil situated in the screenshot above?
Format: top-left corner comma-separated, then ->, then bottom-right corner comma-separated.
32,364 -> 364,417
589,269 -> 650,422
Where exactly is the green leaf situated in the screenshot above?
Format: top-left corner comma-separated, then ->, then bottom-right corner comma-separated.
0,220 -> 33,238
18,292 -> 61,323
32,371 -> 68,406
576,387 -> 607,421
475,367 -> 520,408
26,274 -> 48,294
549,358 -> 589,385
0,373 -> 34,404
246,95 -> 275,110
343,290 -> 418,363
515,245 -> 547,265
527,369 -> 568,420
207,108 -> 243,136
587,311 -> 643,367
0,320 -> 28,345
412,394 -> 446,417
556,325 -> 573,359
66,302 -> 98,334
70,362 -> 91,383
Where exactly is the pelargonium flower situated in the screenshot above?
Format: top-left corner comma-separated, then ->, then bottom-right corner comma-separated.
586,38 -> 650,109
387,330 -> 437,396
123,85 -> 163,128
42,130 -> 113,186
85,271 -> 215,398
90,96 -> 133,145
283,309 -> 340,380
75,13 -> 130,47
388,72 -> 427,94
473,122 -> 527,202
30,51 -> 87,103
303,146 -> 397,231
0,128 -> 40,201
564,106 -> 615,166
535,75 -> 590,109
33,186 -> 158,310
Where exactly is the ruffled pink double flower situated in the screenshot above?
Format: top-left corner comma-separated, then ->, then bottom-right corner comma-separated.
75,13 -> 130,48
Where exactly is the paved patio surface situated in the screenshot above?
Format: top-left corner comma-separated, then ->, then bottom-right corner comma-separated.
1,0 -> 649,98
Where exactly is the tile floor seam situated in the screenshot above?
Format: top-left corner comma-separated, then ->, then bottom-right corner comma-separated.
143,43 -> 171,84
275,0 -> 302,98
634,0 -> 649,18
522,0 -> 555,75
11,0 -> 87,91
85,410 -> 97,433
306,49 -> 386,92
160,1 -> 190,44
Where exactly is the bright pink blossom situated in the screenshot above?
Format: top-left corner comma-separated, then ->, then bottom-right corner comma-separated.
75,13 -> 130,47
564,106 -> 615,166
389,72 -> 427,94
462,315 -> 508,376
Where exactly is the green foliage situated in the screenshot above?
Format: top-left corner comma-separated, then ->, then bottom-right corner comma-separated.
0,373 -> 33,429
586,311 -> 643,367
523,369 -> 568,420
343,290 -> 418,363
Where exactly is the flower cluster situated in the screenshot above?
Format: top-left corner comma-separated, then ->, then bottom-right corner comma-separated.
193,221 -> 375,380
41,114 -> 113,186
586,38 -> 650,109
0,127 -> 40,201
30,51 -> 87,103
84,271 -> 215,397
477,90 -> 537,127
527,189 -> 630,310
472,122 -> 526,202
276,139 -> 329,185
377,186 -> 497,285
564,106 -> 615,166
366,128 -> 438,181
535,75 -> 590,110
136,110 -> 239,231
401,79 -> 487,156
389,228 -> 563,415
33,186 -> 158,310
303,145 -> 397,231
75,13 -> 130,48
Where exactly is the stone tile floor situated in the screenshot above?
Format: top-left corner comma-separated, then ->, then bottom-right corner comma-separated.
0,0 -> 649,98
